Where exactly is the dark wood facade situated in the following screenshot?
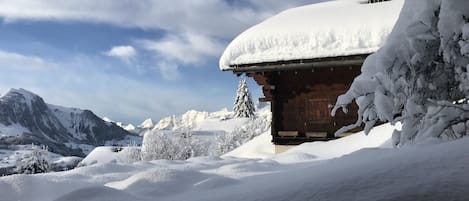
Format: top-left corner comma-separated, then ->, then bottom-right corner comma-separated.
228,54 -> 367,145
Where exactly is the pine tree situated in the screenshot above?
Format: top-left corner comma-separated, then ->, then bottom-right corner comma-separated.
233,77 -> 255,118
15,145 -> 50,174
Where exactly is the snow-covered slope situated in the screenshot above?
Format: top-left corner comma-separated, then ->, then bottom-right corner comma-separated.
0,88 -> 137,156
223,131 -> 275,159
224,123 -> 398,160
219,0 -> 404,70
1,122 -> 468,201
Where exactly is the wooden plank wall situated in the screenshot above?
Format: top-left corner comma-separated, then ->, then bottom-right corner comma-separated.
249,65 -> 362,144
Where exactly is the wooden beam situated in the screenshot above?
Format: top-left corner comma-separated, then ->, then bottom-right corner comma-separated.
225,54 -> 369,73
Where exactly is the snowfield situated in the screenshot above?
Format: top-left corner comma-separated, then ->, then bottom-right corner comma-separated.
2,123 -> 469,201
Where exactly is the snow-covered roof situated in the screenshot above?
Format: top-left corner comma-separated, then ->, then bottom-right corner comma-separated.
219,0 -> 404,70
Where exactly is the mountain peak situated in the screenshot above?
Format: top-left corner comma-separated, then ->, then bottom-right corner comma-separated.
0,88 -> 136,156
2,88 -> 39,99
1,88 -> 44,108
139,118 -> 154,129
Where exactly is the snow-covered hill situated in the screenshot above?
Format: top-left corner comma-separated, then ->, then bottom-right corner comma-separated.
2,122 -> 469,201
0,88 -> 138,157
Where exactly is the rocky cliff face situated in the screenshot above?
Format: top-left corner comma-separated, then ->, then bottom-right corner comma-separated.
0,88 -> 135,156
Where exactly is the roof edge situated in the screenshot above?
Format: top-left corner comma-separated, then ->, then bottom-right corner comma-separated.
227,54 -> 369,73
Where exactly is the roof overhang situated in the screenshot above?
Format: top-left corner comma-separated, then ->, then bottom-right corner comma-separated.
223,54 -> 369,73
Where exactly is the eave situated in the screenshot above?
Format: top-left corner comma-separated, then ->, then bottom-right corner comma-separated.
223,54 -> 369,73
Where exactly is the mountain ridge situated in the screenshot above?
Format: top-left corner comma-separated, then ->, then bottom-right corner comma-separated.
0,88 -> 137,156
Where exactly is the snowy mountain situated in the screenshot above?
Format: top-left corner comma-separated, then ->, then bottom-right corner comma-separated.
0,88 -> 137,156
139,118 -> 154,129
152,108 -> 237,132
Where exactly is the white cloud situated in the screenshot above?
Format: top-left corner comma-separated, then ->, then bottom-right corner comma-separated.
156,61 -> 181,81
140,33 -> 224,64
137,33 -> 224,81
0,50 -> 55,69
0,0 -> 318,39
0,54 -> 223,124
104,45 -> 137,63
0,0 -> 323,81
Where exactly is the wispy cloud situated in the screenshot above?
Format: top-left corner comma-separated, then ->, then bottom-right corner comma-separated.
0,0 -> 325,122
1,0 -> 321,81
155,61 -> 181,81
0,0 -> 317,39
140,33 -> 223,64
104,45 -> 137,63
0,51 -> 221,124
0,50 -> 55,70
136,33 -> 224,81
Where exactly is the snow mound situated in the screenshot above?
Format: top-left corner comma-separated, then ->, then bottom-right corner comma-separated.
105,168 -> 238,198
223,131 -> 275,159
220,0 -> 404,70
274,123 -> 399,163
79,146 -> 139,166
226,123 -> 398,161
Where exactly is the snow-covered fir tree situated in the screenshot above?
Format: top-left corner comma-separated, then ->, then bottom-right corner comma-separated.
332,0 -> 469,146
15,145 -> 50,174
233,77 -> 255,118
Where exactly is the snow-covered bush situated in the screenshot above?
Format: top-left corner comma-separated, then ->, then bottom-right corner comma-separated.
118,146 -> 142,163
233,77 -> 255,118
15,145 -> 50,174
141,130 -> 208,161
333,0 -> 469,146
213,112 -> 271,155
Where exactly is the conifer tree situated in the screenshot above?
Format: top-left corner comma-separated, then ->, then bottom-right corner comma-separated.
233,77 -> 255,118
15,145 -> 50,174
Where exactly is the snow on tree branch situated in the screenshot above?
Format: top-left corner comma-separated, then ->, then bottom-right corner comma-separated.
333,0 -> 469,146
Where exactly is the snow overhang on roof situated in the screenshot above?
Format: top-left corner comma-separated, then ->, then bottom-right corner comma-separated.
219,0 -> 404,71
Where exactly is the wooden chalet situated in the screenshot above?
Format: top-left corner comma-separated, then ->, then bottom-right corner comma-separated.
229,55 -> 365,145
220,0 -> 403,146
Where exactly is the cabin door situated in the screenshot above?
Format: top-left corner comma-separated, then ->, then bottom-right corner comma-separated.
304,98 -> 332,136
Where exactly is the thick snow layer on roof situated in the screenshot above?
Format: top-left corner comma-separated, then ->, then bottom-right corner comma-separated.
219,0 -> 404,70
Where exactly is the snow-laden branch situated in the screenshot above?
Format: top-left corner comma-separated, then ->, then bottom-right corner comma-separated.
333,0 -> 469,146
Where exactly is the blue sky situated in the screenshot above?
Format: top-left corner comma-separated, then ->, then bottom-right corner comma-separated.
0,0 -> 321,125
